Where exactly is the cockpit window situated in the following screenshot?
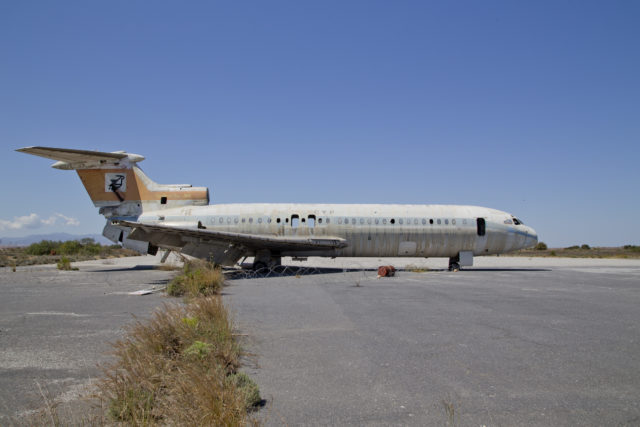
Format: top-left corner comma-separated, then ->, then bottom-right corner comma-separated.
512,217 -> 523,225
504,219 -> 513,225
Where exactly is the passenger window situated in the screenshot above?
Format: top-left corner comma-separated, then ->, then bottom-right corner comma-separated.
430,219 -> 434,224
258,218 -> 262,224
367,218 -> 372,225
414,219 -> 418,225
360,218 -> 364,224
318,218 -> 323,224
437,219 -> 441,225
277,218 -> 281,223
391,219 -> 395,224
338,218 -> 343,224
219,218 -> 223,224
242,218 -> 246,223
375,218 -> 379,224
249,218 -> 253,223
422,219 -> 426,225
445,219 -> 449,225
227,217 -> 231,224
352,218 -> 356,225
399,219 -> 403,225
268,218 -> 272,223
383,218 -> 387,224
326,218 -> 330,224
452,219 -> 456,225
344,218 -> 349,224
160,196 -> 167,205
234,218 -> 239,224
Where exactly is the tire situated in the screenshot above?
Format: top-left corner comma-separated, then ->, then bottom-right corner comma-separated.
253,261 -> 268,271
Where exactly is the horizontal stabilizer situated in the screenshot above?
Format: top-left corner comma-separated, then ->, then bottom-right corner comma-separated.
16,146 -> 144,170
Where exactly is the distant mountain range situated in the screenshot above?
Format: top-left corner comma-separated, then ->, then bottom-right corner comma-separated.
0,233 -> 112,247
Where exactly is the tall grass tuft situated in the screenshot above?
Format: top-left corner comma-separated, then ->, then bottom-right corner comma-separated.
56,256 -> 78,271
166,260 -> 224,297
98,296 -> 257,425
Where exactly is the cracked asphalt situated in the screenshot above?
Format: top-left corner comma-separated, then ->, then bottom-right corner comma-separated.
2,255 -> 640,426
0,256 -> 172,423
228,256 -> 640,426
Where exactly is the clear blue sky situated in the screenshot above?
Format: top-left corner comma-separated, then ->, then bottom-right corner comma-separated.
1,1 -> 638,247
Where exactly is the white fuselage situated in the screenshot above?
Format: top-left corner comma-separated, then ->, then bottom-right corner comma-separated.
136,203 -> 538,259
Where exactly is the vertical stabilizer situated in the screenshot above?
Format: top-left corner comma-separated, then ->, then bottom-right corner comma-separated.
16,147 -> 209,219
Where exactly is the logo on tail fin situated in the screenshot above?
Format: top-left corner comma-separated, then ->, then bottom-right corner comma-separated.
105,173 -> 126,192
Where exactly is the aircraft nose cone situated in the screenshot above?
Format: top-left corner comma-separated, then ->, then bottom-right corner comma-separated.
525,228 -> 538,248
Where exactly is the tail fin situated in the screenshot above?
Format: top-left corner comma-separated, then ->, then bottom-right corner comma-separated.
17,147 -> 209,218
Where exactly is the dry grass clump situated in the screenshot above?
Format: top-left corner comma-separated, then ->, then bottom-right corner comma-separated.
405,264 -> 431,273
154,263 -> 183,271
0,241 -> 138,268
98,296 -> 260,425
56,256 -> 78,271
166,260 -> 224,297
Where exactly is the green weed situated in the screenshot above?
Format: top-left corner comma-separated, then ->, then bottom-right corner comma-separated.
56,257 -> 78,271
167,261 -> 224,297
98,296 -> 256,425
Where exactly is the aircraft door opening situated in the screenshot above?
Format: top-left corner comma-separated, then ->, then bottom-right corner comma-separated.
307,215 -> 315,233
476,218 -> 486,236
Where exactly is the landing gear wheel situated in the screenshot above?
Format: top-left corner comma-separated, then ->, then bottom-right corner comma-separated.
448,255 -> 461,272
253,261 -> 268,271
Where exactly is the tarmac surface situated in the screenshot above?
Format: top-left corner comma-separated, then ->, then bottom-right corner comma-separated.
230,256 -> 640,426
1,255 -> 640,426
0,256 -> 173,424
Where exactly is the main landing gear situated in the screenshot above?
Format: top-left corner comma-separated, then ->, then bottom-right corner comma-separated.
448,255 -> 460,272
252,249 -> 281,271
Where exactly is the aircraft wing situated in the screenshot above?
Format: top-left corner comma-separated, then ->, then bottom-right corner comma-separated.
115,220 -> 348,265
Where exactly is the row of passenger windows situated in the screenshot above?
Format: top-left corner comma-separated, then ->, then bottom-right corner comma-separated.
208,216 -> 469,226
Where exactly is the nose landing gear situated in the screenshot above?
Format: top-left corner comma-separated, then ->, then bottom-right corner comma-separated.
448,255 -> 460,272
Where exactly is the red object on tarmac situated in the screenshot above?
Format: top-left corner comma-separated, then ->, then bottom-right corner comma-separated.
377,265 -> 396,277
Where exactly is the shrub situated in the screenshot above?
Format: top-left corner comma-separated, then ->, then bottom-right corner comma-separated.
184,340 -> 212,360
535,242 -> 547,250
26,238 -> 107,257
581,244 -> 590,250
227,371 -> 262,410
26,240 -> 58,256
99,296 -> 250,425
565,245 -> 579,250
167,261 -> 224,297
57,257 -> 77,271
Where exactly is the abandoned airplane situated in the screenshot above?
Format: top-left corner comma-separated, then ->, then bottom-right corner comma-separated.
17,146 -> 538,270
